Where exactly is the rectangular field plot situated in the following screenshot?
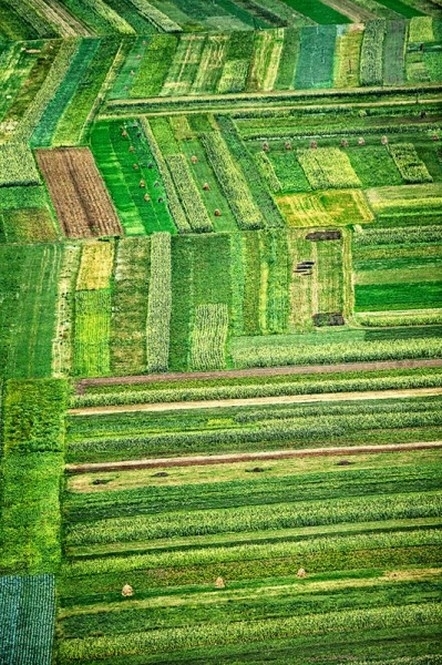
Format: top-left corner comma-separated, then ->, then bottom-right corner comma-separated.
58,448 -> 442,663
0,574 -> 56,665
353,227 -> 442,313
295,24 -> 337,88
36,148 -> 122,238
297,147 -> 361,189
365,183 -> 442,224
91,120 -> 177,236
276,189 -> 374,226
0,244 -> 62,379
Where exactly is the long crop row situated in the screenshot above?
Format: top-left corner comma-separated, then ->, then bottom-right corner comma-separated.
72,367 -> 442,407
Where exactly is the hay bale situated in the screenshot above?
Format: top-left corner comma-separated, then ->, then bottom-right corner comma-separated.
297,568 -> 307,578
122,584 -> 134,597
215,576 -> 225,589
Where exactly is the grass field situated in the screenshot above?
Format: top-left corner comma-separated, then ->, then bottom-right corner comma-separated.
1,6 -> 442,665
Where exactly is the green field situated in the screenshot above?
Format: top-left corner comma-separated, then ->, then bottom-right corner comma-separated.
0,3 -> 442,664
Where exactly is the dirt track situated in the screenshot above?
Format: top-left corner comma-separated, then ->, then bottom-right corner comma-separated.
65,441 -> 442,474
75,358 -> 442,393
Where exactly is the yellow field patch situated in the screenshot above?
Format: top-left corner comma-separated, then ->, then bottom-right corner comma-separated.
76,241 -> 115,290
276,189 -> 373,227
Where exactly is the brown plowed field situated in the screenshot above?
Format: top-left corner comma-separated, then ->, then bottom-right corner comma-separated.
65,441 -> 442,474
36,147 -> 122,238
75,358 -> 442,393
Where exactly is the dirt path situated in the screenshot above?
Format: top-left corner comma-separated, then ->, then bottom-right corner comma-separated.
75,358 -> 442,393
65,441 -> 442,474
69,386 -> 442,417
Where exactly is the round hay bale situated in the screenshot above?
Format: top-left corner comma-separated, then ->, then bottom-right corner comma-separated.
297,568 -> 307,578
122,584 -> 134,597
215,576 -> 225,589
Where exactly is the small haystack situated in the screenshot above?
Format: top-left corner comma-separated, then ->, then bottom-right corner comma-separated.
215,576 -> 226,589
297,568 -> 307,578
122,584 -> 134,597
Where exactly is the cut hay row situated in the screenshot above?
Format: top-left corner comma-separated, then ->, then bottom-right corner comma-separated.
191,34 -> 229,95
36,148 -> 122,238
248,28 -> 285,92
365,182 -> 442,215
161,34 -> 206,97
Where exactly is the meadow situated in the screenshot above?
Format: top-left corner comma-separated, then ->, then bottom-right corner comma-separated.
0,4 -> 441,665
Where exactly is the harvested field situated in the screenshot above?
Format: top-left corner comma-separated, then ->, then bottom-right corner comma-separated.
36,148 -> 122,239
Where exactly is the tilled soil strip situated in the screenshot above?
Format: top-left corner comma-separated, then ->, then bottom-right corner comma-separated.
75,358 -> 442,393
65,441 -> 442,474
69,386 -> 442,416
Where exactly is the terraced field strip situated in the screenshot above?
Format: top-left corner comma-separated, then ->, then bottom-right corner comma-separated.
75,357 -> 442,391
65,440 -> 442,473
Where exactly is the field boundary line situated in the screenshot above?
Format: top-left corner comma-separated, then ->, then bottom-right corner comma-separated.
75,358 -> 442,392
65,441 -> 442,473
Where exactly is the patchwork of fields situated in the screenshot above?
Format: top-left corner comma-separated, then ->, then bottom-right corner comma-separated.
0,3 -> 441,664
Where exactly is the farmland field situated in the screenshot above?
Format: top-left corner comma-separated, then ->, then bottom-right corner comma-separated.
0,3 -> 441,664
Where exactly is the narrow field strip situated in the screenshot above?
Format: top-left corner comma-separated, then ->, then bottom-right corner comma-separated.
75,358 -> 442,391
59,566 -> 442,618
65,440 -> 442,473
69,386 -> 442,416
